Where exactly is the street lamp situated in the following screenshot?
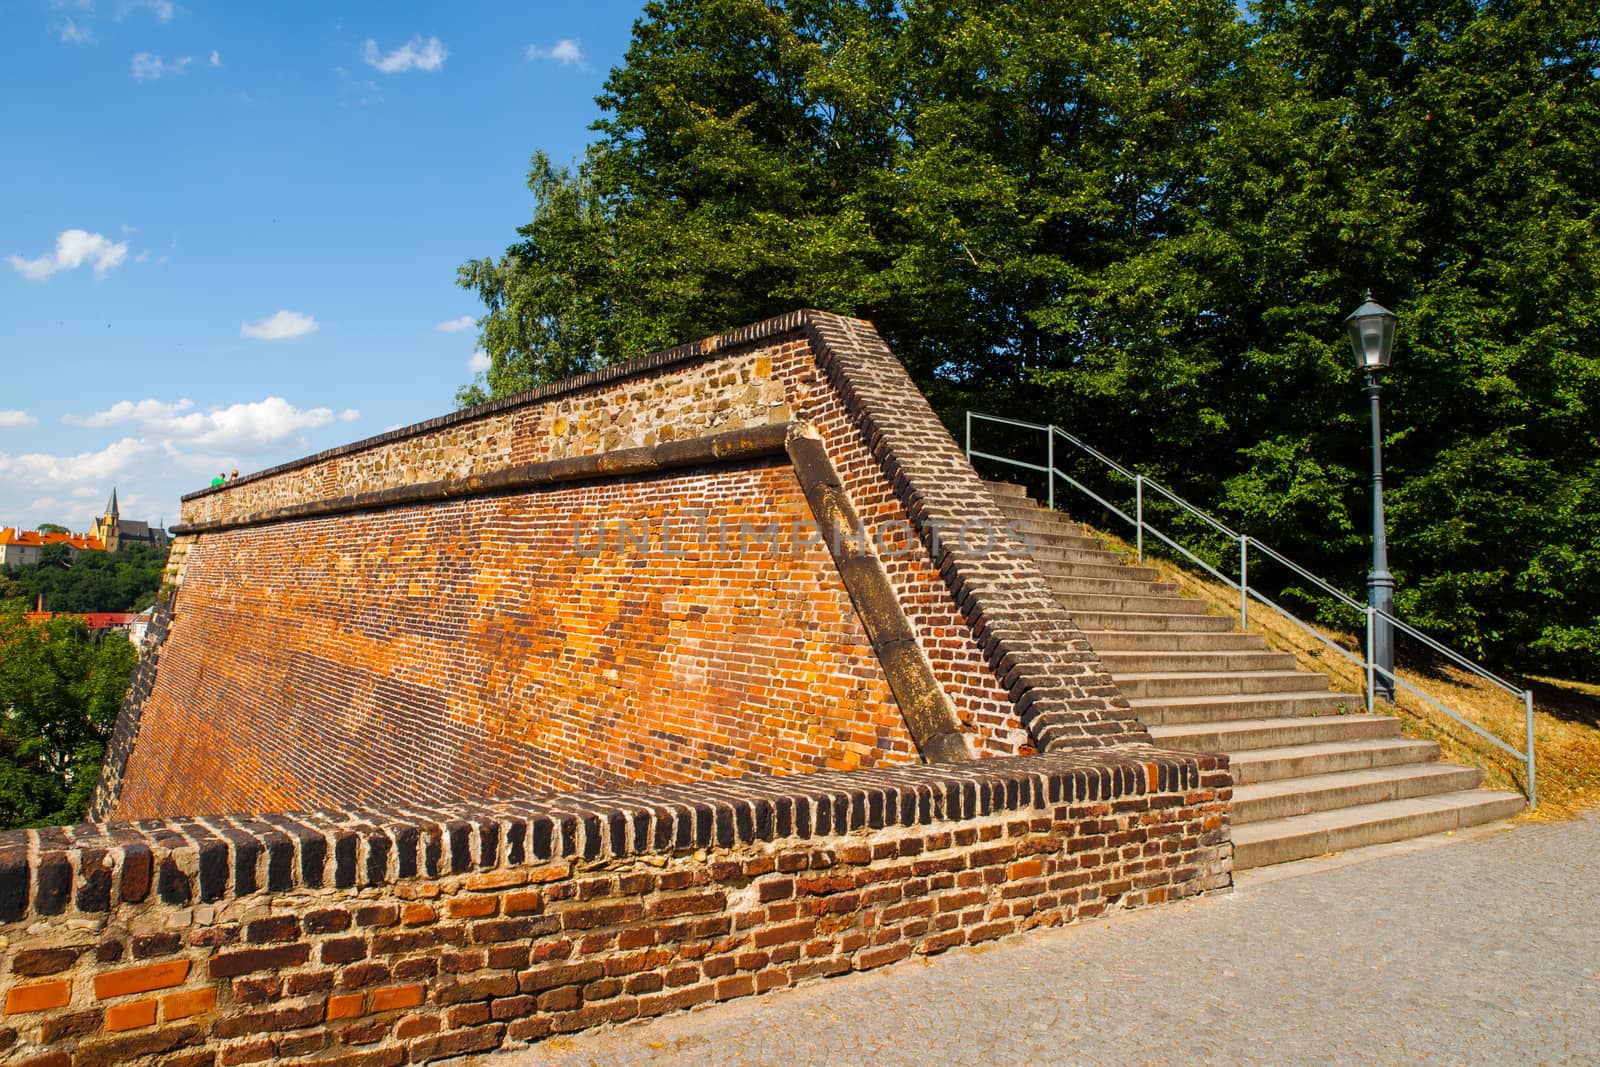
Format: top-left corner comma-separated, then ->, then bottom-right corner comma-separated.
1344,290 -> 1398,700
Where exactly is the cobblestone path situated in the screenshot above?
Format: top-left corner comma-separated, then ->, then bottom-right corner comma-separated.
496,813 -> 1600,1066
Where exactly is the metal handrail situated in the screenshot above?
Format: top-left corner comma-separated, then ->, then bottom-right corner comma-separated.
965,410 -> 1538,808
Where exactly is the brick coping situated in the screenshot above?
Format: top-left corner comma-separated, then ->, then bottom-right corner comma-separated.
4,748 -> 1223,925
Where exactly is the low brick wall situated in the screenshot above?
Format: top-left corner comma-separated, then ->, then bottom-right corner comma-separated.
2,752 -> 1230,1065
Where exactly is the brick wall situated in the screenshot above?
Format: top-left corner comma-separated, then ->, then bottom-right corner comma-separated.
100,311 -> 1156,822
2,752 -> 1231,1065
113,463 -> 921,819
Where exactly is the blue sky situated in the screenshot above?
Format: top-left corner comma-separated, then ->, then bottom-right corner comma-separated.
2,0 -> 647,532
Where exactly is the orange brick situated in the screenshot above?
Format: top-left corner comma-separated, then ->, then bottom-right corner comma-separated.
1008,859 -> 1043,880
445,896 -> 497,919
463,870 -> 526,891
4,979 -> 71,1014
94,959 -> 191,999
327,992 -> 365,1020
369,984 -> 425,1013
402,903 -> 437,925
503,890 -> 543,915
106,998 -> 158,1031
162,987 -> 217,1021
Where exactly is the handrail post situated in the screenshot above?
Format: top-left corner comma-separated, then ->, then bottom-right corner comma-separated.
1135,476 -> 1144,563
1239,535 -> 1248,628
1525,689 -> 1538,809
965,411 -> 972,461
1046,428 -> 1055,511
1365,607 -> 1376,715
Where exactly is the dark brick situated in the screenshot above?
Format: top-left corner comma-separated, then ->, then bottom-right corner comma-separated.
208,943 -> 310,978
133,933 -> 183,959
245,916 -> 300,943
12,947 -> 81,976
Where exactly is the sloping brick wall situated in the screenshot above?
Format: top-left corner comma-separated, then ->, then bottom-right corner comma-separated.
2,752 -> 1231,1065
100,311 -> 1158,822
113,463 -> 919,818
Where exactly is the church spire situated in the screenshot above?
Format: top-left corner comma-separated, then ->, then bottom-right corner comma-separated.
105,487 -> 119,518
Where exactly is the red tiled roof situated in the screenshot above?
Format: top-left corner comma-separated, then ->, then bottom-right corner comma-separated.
0,527 -> 105,552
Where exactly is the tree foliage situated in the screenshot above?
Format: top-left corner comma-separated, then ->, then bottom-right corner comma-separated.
1,543 -> 168,614
458,0 -> 1600,679
0,602 -> 135,829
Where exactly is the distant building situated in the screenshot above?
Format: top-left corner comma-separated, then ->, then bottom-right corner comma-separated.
86,488 -> 169,553
0,527 -> 105,567
24,596 -> 138,640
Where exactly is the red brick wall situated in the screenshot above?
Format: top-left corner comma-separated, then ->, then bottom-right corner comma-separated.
104,310 -> 1153,822
115,463 -> 919,819
1,753 -> 1232,1065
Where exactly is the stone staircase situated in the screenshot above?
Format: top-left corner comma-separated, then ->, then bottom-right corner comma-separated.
987,481 -> 1526,868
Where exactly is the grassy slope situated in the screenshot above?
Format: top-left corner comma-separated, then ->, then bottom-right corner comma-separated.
1087,528 -> 1600,818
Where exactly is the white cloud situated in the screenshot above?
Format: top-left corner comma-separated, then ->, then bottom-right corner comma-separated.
362,35 -> 447,74
57,18 -> 94,44
468,351 -> 492,373
0,411 -> 39,430
64,396 -> 344,451
338,408 -> 361,423
0,436 -> 163,488
131,52 -> 191,80
121,0 -> 175,22
241,310 -> 318,340
209,49 -> 220,66
436,315 -> 476,333
526,39 -> 584,66
8,229 -> 130,281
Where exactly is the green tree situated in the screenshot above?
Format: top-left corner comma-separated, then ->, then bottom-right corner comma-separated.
1201,0 -> 1600,673
458,0 -> 1600,678
0,602 -> 135,828
4,542 -> 168,614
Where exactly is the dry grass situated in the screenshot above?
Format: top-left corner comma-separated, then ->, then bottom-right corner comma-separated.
1088,527 -> 1600,818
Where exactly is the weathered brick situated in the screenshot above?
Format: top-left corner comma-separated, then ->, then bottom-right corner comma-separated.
12,948 -> 81,976
207,944 -> 309,978
244,916 -> 300,944
161,988 -> 217,1021
406,1022 -> 506,1063
94,959 -> 190,999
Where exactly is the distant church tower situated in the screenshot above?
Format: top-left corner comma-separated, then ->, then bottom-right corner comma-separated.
96,487 -> 121,553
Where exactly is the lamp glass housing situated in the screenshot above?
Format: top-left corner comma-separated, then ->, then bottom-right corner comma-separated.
1344,293 -> 1397,372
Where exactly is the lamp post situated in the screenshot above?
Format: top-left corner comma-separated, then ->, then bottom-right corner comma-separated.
1344,290 -> 1398,700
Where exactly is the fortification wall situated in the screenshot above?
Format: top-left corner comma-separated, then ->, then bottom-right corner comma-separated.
0,752 -> 1231,1066
96,311 -> 1152,822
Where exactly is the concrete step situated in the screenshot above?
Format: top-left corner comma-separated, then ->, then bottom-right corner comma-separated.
1006,527 -> 1105,552
1231,790 -> 1528,868
1046,575 -> 1182,598
1030,558 -> 1163,583
990,499 -> 1084,523
1117,669 -> 1331,700
1054,592 -> 1211,615
1148,713 -> 1399,751
984,482 -> 1031,500
1098,649 -> 1297,675
1068,610 -> 1239,633
1084,629 -> 1269,652
1022,545 -> 1135,568
1131,690 -> 1356,726
1227,738 -> 1441,785
1231,764 -> 1485,824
